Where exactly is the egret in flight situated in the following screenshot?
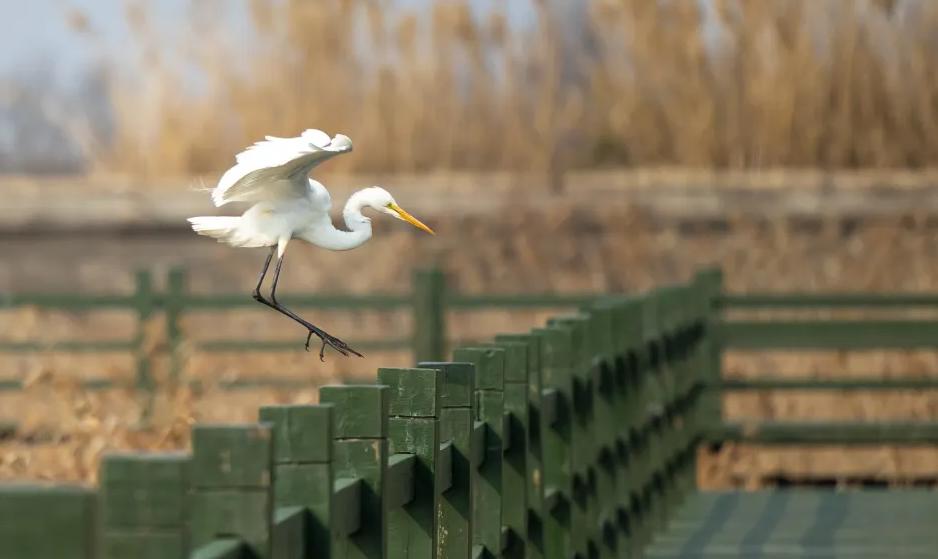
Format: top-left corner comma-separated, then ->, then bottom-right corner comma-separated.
188,129 -> 434,360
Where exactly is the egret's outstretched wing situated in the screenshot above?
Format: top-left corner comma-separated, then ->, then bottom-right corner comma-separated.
211,129 -> 353,207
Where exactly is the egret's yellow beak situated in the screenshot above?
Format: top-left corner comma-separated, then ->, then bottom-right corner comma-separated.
389,203 -> 435,235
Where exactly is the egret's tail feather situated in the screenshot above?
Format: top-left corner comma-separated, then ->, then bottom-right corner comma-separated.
188,216 -> 239,238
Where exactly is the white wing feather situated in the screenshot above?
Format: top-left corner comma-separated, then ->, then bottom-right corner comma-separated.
211,129 -> 353,207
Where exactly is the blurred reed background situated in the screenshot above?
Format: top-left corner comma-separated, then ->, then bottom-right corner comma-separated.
9,0 -> 938,177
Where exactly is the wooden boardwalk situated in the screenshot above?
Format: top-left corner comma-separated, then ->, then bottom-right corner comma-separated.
648,490 -> 938,559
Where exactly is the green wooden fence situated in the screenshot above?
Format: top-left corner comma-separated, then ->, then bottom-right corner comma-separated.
0,269 -> 713,559
0,267 -> 596,391
3,268 -> 938,559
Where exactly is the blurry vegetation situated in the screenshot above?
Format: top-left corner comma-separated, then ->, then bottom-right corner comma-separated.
53,1 -> 938,175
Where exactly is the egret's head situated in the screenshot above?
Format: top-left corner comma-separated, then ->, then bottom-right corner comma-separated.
363,186 -> 435,235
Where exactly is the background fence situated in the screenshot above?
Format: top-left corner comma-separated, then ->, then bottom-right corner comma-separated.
0,267 -> 597,392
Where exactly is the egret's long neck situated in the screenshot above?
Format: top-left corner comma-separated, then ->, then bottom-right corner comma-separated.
298,189 -> 373,251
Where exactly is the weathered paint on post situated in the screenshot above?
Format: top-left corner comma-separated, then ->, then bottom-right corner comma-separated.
0,485 -> 98,559
453,346 -> 506,559
532,327 -> 572,559
418,361 -> 477,559
100,452 -> 190,558
189,424 -> 274,558
495,333 -> 544,559
320,385 -> 390,559
488,340 -> 529,559
378,367 -> 443,559
259,404 -> 334,559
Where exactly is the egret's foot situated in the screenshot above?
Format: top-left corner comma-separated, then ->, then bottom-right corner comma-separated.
305,329 -> 364,361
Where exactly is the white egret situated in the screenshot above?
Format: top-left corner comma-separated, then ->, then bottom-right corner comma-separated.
188,129 -> 434,360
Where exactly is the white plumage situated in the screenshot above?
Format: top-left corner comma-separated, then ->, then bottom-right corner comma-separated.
187,128 -> 434,359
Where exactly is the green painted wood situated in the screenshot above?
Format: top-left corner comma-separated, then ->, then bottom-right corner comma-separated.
452,347 -> 506,559
259,404 -> 333,559
696,269 -> 724,457
417,361 -> 476,559
166,266 -> 186,383
0,378 -> 118,391
547,317 -> 593,559
0,293 -> 138,309
583,306 -> 619,559
532,327 -> 572,559
332,478 -> 362,537
447,294 -> 598,309
191,539 -> 246,559
718,378 -> 938,390
648,490 -> 938,559
379,366 -> 443,559
385,453 -> 417,509
189,424 -> 273,558
0,340 -> 135,352
720,292 -> 938,308
495,333 -> 545,559
489,341 -> 529,559
133,269 -> 156,392
320,385 -> 389,559
100,452 -> 190,559
413,268 -> 447,362
720,320 -> 938,349
711,421 -> 938,444
438,441 -> 454,491
0,485 -> 98,559
271,506 -> 306,559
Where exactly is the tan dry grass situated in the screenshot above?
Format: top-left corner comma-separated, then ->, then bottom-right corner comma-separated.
76,0 -> 938,177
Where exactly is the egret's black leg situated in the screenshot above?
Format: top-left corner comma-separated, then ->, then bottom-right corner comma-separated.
252,248 -> 363,360
252,247 -> 276,302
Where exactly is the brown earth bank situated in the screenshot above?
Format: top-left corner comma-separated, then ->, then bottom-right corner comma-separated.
3,176 -> 938,486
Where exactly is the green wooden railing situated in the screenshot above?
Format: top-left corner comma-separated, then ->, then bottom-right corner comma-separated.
0,267 -> 596,391
708,267 -> 938,450
0,270 -> 713,559
3,268 -> 938,558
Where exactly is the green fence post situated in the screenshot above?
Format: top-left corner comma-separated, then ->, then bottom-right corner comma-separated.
696,268 -> 724,439
417,361 -> 476,559
495,333 -> 544,559
532,327 -> 572,559
320,385 -> 390,559
259,404 -> 334,559
452,347 -> 505,559
189,424 -> 273,558
488,340 -> 529,559
547,318 -> 593,559
378,367 -> 443,559
413,268 -> 447,363
583,306 -> 619,559
611,297 -> 644,557
133,269 -> 155,393
100,452 -> 190,558
0,485 -> 98,559
166,267 -> 187,384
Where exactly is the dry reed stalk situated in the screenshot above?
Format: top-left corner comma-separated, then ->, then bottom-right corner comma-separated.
73,0 -> 938,178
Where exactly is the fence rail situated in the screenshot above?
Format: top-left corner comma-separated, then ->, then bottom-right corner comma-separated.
0,267 -> 597,391
3,267 -> 938,558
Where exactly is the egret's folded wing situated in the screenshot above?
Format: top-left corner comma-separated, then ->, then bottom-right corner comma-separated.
211,130 -> 352,207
